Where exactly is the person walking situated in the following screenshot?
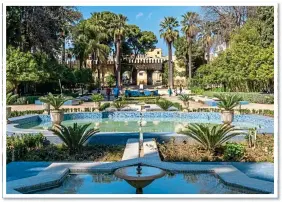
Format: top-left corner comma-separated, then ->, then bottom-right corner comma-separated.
113,86 -> 120,99
179,85 -> 183,94
106,87 -> 111,101
168,86 -> 172,97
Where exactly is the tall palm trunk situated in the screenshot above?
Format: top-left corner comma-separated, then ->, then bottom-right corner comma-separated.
62,36 -> 66,63
168,42 -> 173,88
188,43 -> 192,79
206,45 -> 211,63
97,49 -> 101,88
115,39 -> 121,87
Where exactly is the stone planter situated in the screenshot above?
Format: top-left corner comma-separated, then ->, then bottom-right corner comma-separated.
221,110 -> 234,124
183,108 -> 188,112
43,103 -> 50,115
50,110 -> 64,125
93,102 -> 101,112
6,106 -> 11,123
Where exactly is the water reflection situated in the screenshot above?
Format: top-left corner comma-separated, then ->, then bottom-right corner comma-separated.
18,118 -> 259,133
34,173 -> 260,194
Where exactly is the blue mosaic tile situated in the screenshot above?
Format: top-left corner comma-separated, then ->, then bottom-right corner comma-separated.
10,115 -> 40,124
38,112 -> 102,123
9,112 -> 274,134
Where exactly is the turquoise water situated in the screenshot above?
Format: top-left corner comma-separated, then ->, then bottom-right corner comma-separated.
17,118 -> 256,133
33,173 -> 259,194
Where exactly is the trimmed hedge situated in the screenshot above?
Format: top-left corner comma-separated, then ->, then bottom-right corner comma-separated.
202,92 -> 274,104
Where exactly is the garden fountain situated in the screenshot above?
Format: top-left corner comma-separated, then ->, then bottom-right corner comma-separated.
114,111 -> 166,194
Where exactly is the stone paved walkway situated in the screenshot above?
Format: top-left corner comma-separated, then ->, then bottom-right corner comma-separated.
122,138 -> 161,161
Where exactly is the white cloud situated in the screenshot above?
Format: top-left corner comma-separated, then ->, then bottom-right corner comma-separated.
136,12 -> 144,19
147,12 -> 153,19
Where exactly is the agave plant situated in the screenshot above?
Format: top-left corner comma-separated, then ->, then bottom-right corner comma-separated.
112,100 -> 127,110
214,94 -> 242,111
6,92 -> 18,105
179,124 -> 241,152
156,99 -> 174,111
39,93 -> 72,110
91,94 -> 104,103
51,123 -> 99,154
178,94 -> 192,108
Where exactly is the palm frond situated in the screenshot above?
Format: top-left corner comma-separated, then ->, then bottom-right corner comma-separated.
215,94 -> 242,110
180,123 -> 241,151
50,123 -> 99,154
6,92 -> 18,105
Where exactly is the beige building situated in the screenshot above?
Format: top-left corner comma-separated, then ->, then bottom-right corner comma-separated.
86,48 -> 186,87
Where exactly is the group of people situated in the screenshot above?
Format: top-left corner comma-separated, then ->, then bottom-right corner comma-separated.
105,86 -> 120,101
168,85 -> 183,97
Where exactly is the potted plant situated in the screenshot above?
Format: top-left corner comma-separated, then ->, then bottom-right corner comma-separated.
215,94 -> 242,124
91,94 -> 104,111
178,94 -> 192,112
39,93 -> 72,125
43,103 -> 50,114
6,92 -> 18,123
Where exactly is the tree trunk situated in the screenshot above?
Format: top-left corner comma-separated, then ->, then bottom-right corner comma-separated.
116,40 -> 121,87
97,49 -> 101,88
168,42 -> 173,88
79,57 -> 83,70
185,53 -> 189,76
188,44 -> 192,79
62,36 -> 66,63
206,47 -> 210,63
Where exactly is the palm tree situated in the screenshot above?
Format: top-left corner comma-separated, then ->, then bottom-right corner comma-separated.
181,12 -> 201,80
160,17 -> 179,88
199,21 -> 214,63
86,19 -> 110,87
108,14 -> 128,87
72,20 -> 88,69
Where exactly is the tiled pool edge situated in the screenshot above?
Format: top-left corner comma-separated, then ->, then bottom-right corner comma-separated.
6,160 -> 274,195
7,112 -> 274,135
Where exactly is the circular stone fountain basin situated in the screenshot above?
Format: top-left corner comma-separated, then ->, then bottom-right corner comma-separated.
114,166 -> 166,189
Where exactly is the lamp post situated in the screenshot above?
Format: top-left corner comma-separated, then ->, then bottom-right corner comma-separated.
139,111 -> 144,158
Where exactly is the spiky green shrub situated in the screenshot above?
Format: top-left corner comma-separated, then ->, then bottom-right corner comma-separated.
99,103 -> 111,111
51,123 -> 99,154
179,124 -> 241,152
39,93 -> 72,110
156,99 -> 174,111
215,94 -> 242,111
91,94 -> 104,102
111,100 -> 127,110
6,92 -> 18,105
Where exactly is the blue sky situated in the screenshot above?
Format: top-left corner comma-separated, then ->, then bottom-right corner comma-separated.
77,6 -> 202,56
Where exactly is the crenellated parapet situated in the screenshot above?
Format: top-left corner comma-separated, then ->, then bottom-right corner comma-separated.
90,57 -> 166,65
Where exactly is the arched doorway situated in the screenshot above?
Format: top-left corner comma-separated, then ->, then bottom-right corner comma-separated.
122,71 -> 131,85
152,71 -> 162,85
137,70 -> 147,85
